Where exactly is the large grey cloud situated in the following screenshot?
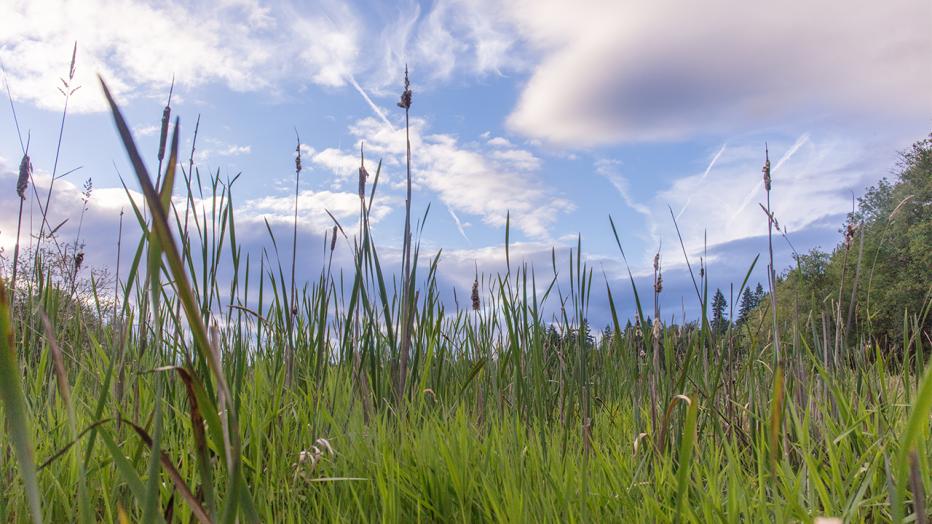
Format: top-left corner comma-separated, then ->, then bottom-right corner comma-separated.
505,0 -> 932,145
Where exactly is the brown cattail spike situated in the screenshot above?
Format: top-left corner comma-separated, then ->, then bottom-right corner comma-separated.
295,138 -> 302,174
17,154 -> 31,200
358,143 -> 368,200
330,225 -> 338,252
653,252 -> 663,293
762,143 -> 772,191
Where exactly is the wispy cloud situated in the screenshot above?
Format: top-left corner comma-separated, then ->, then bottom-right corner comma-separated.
595,159 -> 659,246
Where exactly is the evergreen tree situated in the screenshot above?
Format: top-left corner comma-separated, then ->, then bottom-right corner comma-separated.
712,288 -> 728,333
738,287 -> 755,324
754,282 -> 765,304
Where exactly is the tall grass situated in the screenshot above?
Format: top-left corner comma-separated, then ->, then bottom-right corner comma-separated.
0,71 -> 930,523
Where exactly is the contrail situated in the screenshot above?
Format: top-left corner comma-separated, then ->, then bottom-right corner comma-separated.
729,133 -> 810,222
348,74 -> 393,130
447,205 -> 470,243
676,142 -> 726,220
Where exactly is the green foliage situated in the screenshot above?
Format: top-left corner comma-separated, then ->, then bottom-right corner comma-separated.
767,134 -> 932,353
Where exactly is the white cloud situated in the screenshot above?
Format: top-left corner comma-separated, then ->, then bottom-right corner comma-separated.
317,116 -> 572,238
0,0 -> 527,113
196,142 -> 252,162
238,189 -> 392,233
504,0 -> 932,145
486,136 -> 513,148
0,0 -> 361,112
311,148 -> 362,183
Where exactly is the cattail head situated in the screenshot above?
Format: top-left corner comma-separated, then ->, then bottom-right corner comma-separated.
295,141 -> 302,173
358,146 -> 368,200
17,154 -> 31,200
157,106 -> 170,161
652,253 -> 662,293
652,318 -> 662,340
471,278 -> 480,311
397,65 -> 412,109
330,225 -> 338,252
157,77 -> 174,162
762,144 -> 772,191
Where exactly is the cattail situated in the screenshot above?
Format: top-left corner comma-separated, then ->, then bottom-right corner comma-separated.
330,225 -> 338,251
652,318 -> 662,340
653,253 -> 663,293
358,162 -> 368,200
295,141 -> 302,173
471,278 -> 480,311
17,154 -> 31,199
397,65 -> 412,109
158,78 -> 174,162
762,145 -> 772,191
157,106 -> 170,161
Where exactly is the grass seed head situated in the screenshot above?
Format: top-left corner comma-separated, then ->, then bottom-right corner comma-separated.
330,225 -> 338,252
397,65 -> 412,109
471,278 -> 480,311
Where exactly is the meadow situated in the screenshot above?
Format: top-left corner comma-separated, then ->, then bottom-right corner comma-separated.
0,72 -> 930,523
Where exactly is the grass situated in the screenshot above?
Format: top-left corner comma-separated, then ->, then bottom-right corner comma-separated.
0,72 -> 929,523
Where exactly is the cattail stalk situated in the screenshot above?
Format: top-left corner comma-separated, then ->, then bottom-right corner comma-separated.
763,144 -> 781,363
650,251 -> 662,441
397,66 -> 414,402
11,152 -> 31,306
286,131 -> 302,387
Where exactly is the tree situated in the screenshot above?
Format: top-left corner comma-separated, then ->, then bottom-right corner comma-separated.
738,287 -> 755,324
712,288 -> 728,334
754,282 -> 765,304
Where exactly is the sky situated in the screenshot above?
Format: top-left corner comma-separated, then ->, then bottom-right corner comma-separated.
1,0 -> 930,325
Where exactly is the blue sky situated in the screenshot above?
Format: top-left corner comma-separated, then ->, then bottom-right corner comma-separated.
1,0 -> 930,323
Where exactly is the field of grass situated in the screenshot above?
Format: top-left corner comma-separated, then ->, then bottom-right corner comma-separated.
0,77 -> 930,523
